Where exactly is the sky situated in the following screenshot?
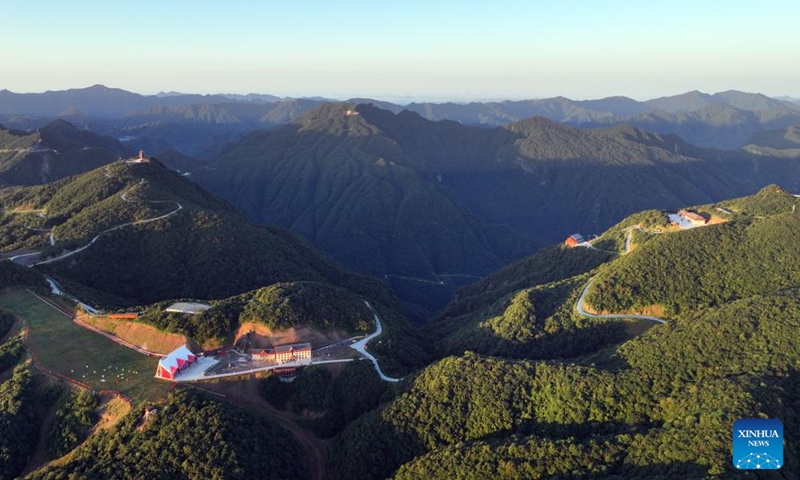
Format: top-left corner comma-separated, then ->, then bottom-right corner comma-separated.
1,0 -> 798,102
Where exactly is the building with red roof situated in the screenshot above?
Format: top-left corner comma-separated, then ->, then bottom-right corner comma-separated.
155,344 -> 198,380
678,209 -> 707,226
565,233 -> 585,247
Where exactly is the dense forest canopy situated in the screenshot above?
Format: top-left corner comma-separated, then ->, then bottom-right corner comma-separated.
328,187 -> 800,479
30,391 -> 307,480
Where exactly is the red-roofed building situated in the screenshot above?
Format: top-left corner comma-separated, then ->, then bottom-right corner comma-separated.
155,344 -> 198,380
251,349 -> 274,361
565,233 -> 585,247
678,209 -> 707,226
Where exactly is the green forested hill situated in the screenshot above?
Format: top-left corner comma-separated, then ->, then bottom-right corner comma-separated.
130,279 -> 427,373
0,159 -> 427,373
438,245 -> 614,319
0,364 -> 38,479
29,391 -> 307,480
586,187 -> 800,316
330,187 -> 800,479
0,120 -> 129,186
10,160 -> 358,304
135,281 -> 374,342
426,246 -> 621,360
332,295 -> 800,479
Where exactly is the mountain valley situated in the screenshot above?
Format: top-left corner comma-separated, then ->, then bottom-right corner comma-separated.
0,87 -> 798,480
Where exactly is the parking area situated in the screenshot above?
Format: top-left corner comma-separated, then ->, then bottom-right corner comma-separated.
178,343 -> 359,381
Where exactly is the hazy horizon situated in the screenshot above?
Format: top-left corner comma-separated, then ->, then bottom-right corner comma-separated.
1,0 -> 798,101
1,84 -> 797,106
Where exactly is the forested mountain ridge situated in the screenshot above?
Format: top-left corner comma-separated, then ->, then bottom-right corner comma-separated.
0,120 -> 129,186
642,90 -> 792,113
193,102 -> 799,310
586,186 -> 800,316
743,124 -> 800,159
195,103 -> 539,312
330,187 -> 800,479
0,86 -> 325,157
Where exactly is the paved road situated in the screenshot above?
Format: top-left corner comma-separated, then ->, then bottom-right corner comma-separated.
8,251 -> 41,263
575,279 -> 666,324
575,226 -> 667,325
579,243 -> 618,254
32,179 -> 182,266
625,228 -> 634,254
349,301 -> 401,382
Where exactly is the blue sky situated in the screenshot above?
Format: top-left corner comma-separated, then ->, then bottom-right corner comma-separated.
1,0 -> 797,101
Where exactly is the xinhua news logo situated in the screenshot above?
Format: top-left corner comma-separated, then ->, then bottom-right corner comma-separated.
733,419 -> 783,470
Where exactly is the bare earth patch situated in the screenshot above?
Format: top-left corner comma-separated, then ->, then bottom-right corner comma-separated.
234,322 -> 348,348
636,304 -> 666,317
706,214 -> 728,225
83,316 -> 187,354
93,393 -> 132,433
582,302 -> 665,317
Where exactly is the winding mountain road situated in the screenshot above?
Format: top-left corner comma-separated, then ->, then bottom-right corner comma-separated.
575,224 -> 667,324
624,228 -> 634,254
349,301 -> 402,382
575,279 -> 666,324
32,178 -> 182,266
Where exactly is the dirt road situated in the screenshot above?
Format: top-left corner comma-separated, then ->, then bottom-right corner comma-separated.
200,379 -> 328,480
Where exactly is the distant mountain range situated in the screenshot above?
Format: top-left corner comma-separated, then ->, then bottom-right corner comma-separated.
0,84 -> 309,118
0,86 -> 328,157
743,125 -> 800,158
2,86 -> 799,156
359,90 -> 800,150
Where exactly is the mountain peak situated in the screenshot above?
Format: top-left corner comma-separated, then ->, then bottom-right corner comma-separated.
41,118 -> 81,133
293,102 -> 382,137
505,115 -> 573,134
